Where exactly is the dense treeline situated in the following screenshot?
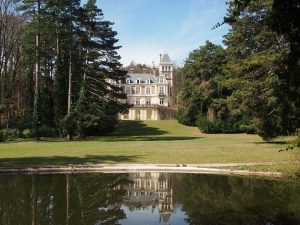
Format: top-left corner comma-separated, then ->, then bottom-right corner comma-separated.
0,0 -> 129,141
177,0 -> 300,140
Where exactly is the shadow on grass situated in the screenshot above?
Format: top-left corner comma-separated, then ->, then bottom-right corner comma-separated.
111,121 -> 169,136
251,141 -> 289,145
90,121 -> 203,142
96,136 -> 202,142
0,154 -> 141,167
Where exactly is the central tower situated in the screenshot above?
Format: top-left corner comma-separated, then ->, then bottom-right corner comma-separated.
159,53 -> 173,86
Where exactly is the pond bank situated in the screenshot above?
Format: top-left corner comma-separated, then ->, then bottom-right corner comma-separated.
0,163 -> 282,177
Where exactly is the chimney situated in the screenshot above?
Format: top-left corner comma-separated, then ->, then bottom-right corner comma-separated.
152,61 -> 157,76
152,68 -> 156,76
142,68 -> 147,74
129,67 -> 134,73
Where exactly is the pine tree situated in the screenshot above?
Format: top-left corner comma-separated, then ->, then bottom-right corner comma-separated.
18,0 -> 45,140
73,0 -> 129,138
223,0 -> 298,139
177,41 -> 227,126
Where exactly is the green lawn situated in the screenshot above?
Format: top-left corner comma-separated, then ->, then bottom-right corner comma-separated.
0,120 -> 299,173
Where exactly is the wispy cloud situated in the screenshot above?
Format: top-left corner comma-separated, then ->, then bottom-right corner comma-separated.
101,0 -> 229,67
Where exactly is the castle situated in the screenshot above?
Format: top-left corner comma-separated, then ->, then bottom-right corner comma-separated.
119,53 -> 176,120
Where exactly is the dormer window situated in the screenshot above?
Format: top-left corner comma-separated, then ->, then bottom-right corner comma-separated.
126,78 -> 130,84
136,79 -> 140,84
146,79 -> 151,84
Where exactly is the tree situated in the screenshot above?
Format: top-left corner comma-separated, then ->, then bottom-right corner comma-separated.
72,0 -> 129,138
177,41 -> 227,126
18,0 -> 45,140
222,0 -> 298,139
0,0 -> 24,127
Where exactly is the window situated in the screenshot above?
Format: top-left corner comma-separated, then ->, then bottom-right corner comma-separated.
136,79 -> 140,84
159,86 -> 165,94
160,98 -> 164,105
123,113 -> 129,119
125,87 -> 130,95
146,87 -> 151,95
146,99 -> 151,105
134,180 -> 140,188
126,78 -> 130,84
159,77 -> 164,84
145,180 -> 151,188
136,98 -> 140,105
159,181 -> 164,189
146,79 -> 151,84
136,87 -> 140,95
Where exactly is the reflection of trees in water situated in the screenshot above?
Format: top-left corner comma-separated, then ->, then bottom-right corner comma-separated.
175,174 -> 300,225
0,173 -> 131,225
0,173 -> 300,225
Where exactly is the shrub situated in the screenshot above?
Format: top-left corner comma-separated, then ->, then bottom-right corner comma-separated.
11,115 -> 33,130
39,126 -> 57,137
176,107 -> 196,126
196,115 -> 246,134
22,129 -> 32,138
1,128 -> 20,141
0,130 -> 4,142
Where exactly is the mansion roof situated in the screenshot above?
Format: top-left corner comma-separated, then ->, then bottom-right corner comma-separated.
125,73 -> 158,84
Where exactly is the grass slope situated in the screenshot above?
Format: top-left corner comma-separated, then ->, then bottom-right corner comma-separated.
0,120 -> 299,172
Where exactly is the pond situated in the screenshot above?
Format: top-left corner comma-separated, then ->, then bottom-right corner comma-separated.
0,172 -> 300,225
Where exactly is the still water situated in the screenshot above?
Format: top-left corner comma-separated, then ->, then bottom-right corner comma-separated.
0,172 -> 300,225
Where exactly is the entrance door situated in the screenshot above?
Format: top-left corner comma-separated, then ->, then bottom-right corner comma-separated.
146,110 -> 152,120
135,110 -> 141,120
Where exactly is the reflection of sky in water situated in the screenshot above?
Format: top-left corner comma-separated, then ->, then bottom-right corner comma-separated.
0,173 -> 300,225
121,204 -> 188,225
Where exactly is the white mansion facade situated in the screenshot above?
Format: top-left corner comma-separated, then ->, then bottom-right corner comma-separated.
119,53 -> 176,120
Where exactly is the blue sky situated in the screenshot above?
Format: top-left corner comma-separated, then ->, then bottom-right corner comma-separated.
98,0 -> 230,66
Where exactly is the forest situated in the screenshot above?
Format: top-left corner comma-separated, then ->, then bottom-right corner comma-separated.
176,0 -> 300,140
0,0 -> 129,141
0,0 -> 299,143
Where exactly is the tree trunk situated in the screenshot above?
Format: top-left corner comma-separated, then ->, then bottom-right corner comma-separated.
33,0 -> 41,141
67,49 -> 72,141
67,4 -> 74,141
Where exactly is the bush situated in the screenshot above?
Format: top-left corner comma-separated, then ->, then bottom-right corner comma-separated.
1,128 -> 20,141
10,115 -> 33,130
176,107 -> 196,126
196,115 -> 245,134
39,126 -> 57,137
0,130 -> 4,142
22,129 -> 32,138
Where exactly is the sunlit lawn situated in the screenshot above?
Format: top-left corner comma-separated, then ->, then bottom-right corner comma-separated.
0,120 -> 299,173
